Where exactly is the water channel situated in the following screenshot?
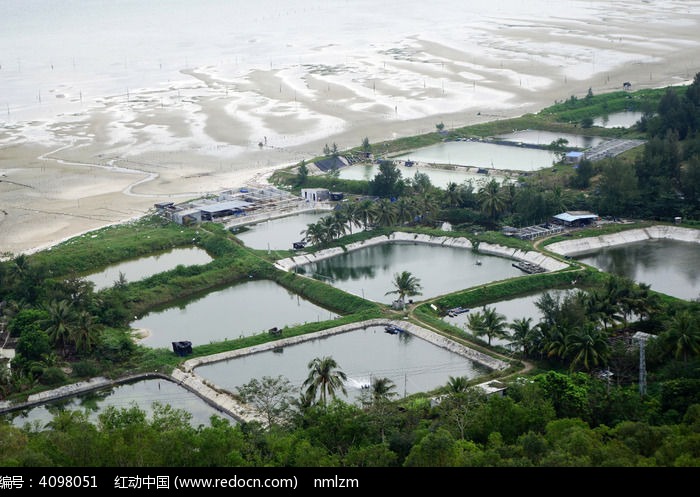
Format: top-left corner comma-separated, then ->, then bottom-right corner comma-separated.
575,239 -> 700,301
194,325 -> 492,404
296,242 -> 521,305
84,246 -> 213,291
131,279 -> 340,349
4,378 -> 236,429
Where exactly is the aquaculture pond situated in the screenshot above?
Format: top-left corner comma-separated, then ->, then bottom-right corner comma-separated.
495,130 -> 607,149
131,279 -> 340,349
575,239 -> 700,301
593,111 -> 644,128
296,242 -> 521,305
194,325 -> 492,404
84,246 -> 213,291
3,378 -> 236,429
232,211 -> 327,251
444,288 -> 579,349
391,140 -> 559,171
338,162 -> 512,188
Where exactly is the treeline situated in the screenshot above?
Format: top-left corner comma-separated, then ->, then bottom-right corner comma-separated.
2,367 -> 700,467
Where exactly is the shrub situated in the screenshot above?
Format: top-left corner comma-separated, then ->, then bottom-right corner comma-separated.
40,367 -> 67,386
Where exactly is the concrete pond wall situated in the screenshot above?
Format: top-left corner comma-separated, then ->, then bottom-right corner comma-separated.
275,232 -> 569,272
180,318 -> 509,422
546,225 -> 700,256
1,319 -> 508,424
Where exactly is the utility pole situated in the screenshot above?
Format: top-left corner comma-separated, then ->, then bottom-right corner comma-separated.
639,338 -> 647,397
633,332 -> 651,397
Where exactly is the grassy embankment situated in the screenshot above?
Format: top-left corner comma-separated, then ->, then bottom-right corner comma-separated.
7,83 -> 690,398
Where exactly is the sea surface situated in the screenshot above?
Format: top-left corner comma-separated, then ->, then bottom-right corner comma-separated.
2,0 -> 697,127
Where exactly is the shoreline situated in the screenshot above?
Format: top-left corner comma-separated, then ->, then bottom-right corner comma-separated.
2,17 -> 699,258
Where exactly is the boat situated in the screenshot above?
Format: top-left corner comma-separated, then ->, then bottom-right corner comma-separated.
475,259 -> 482,266
384,324 -> 405,335
512,261 -> 546,274
447,306 -> 470,317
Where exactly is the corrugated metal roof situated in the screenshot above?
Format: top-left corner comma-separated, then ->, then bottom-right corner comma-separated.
199,199 -> 253,213
553,211 -> 598,222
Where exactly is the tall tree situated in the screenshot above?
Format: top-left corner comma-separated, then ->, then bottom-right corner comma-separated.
468,306 -> 509,346
478,179 -> 506,224
372,198 -> 398,227
41,300 -> 76,357
394,197 -> 418,225
237,375 -> 295,428
71,310 -> 100,355
385,271 -> 423,309
369,377 -> 398,404
508,317 -> 535,356
300,222 -> 326,247
296,161 -> 309,186
596,159 -> 640,217
444,181 -> 463,208
662,311 -> 700,362
303,356 -> 348,406
565,323 -> 610,372
355,199 -> 376,230
361,137 -> 371,156
369,161 -> 403,197
446,375 -> 470,394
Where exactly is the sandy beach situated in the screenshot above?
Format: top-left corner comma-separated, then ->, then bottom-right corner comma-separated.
2,0 -> 700,257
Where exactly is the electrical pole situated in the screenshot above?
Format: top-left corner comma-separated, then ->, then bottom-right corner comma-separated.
639,338 -> 647,397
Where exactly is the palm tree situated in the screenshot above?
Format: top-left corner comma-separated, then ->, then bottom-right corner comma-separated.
9,254 -> 30,282
565,322 -> 610,371
414,191 -> 439,225
355,199 -> 376,230
372,198 -> 398,227
303,356 -> 348,406
444,182 -> 463,208
663,311 -> 700,362
329,209 -> 348,238
113,271 -> 128,289
541,324 -> 568,362
395,197 -> 418,225
466,311 -> 487,340
508,317 -> 534,355
477,178 -> 506,224
41,299 -> 76,357
370,377 -> 398,403
385,271 -> 422,309
468,306 -> 508,346
319,215 -> 341,242
300,222 -> 326,247
71,310 -> 100,355
341,202 -> 362,233
446,375 -> 469,394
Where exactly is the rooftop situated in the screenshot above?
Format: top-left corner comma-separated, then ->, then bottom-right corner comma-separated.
553,211 -> 598,223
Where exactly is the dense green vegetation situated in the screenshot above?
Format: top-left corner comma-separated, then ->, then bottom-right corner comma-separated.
1,78 -> 700,467
3,367 -> 700,466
